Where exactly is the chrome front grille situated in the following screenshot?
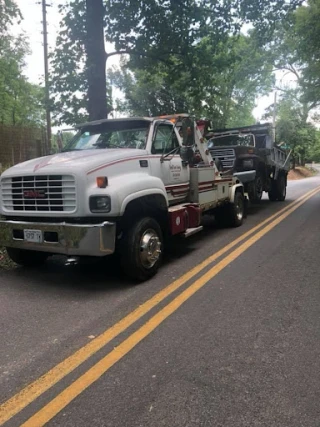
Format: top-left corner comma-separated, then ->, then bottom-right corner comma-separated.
210,148 -> 236,169
1,175 -> 76,212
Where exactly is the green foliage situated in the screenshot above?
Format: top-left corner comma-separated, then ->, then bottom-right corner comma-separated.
258,1 -> 320,165
0,0 -> 22,39
51,131 -> 75,153
266,1 -> 320,116
264,91 -> 318,164
50,0 -> 302,126
292,0 -> 320,108
109,34 -> 272,128
49,0 -> 89,126
108,59 -> 194,117
307,131 -> 320,162
0,2 -> 45,126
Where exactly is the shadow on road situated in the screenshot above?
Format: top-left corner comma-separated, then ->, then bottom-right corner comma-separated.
0,198 -> 294,294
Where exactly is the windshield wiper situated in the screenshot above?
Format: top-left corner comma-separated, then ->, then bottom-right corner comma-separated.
93,144 -> 128,149
61,148 -> 83,153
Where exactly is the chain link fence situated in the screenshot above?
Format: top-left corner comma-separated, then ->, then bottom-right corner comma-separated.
0,124 -> 47,173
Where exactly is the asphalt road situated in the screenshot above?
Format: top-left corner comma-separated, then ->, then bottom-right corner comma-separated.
1,174 -> 320,427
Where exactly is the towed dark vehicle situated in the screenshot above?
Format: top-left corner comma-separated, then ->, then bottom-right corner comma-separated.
203,122 -> 291,203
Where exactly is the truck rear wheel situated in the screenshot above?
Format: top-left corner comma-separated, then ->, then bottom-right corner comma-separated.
276,175 -> 286,201
268,184 -> 277,201
226,191 -> 245,227
6,247 -> 48,267
120,217 -> 163,282
268,175 -> 286,202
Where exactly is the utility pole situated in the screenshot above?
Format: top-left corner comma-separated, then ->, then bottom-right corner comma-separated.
272,90 -> 277,143
42,0 -> 51,153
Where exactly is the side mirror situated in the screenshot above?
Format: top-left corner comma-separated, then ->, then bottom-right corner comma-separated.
180,146 -> 194,165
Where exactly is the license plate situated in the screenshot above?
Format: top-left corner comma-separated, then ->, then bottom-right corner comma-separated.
23,229 -> 43,243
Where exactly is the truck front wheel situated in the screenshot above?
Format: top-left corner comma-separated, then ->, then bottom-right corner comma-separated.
120,217 -> 163,282
6,248 -> 48,267
226,191 -> 245,227
248,173 -> 263,204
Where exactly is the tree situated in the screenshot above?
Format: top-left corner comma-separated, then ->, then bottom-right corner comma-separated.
51,0 -> 303,126
0,0 -> 21,40
307,130 -> 320,163
292,0 -> 320,107
109,34 -> 273,128
262,0 -> 320,124
257,1 -> 320,166
264,91 -> 317,167
51,130 -> 75,153
86,0 -> 107,120
108,57 -> 195,117
0,3 -> 45,126
50,0 -> 89,126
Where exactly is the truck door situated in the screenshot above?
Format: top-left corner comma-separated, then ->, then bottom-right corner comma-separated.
150,122 -> 190,203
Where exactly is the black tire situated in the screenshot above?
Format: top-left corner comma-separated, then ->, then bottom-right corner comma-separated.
268,184 -> 277,201
268,175 -> 286,202
214,206 -> 227,227
226,191 -> 245,227
276,175 -> 286,201
6,247 -> 48,267
248,173 -> 263,204
119,217 -> 163,282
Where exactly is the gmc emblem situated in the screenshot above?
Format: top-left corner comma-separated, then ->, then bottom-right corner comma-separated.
23,190 -> 46,199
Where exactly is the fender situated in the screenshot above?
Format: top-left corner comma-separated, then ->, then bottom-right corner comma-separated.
233,170 -> 256,184
109,173 -> 168,215
229,183 -> 244,203
120,189 -> 168,216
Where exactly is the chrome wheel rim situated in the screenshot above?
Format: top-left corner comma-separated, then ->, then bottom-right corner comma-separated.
236,198 -> 244,221
139,229 -> 161,269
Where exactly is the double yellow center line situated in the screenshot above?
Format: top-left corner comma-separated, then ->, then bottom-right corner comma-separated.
1,186 -> 320,426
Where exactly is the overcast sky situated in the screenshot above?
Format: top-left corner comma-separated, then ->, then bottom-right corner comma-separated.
16,0 -> 275,122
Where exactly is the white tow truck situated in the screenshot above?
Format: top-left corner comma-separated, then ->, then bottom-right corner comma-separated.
0,114 -> 245,281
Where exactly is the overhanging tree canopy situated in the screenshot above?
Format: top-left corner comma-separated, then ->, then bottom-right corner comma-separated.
50,0 -> 304,125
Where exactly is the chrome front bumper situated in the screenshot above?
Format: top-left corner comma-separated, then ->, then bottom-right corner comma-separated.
0,220 -> 116,257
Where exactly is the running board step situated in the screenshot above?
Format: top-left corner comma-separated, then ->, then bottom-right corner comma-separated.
183,226 -> 203,238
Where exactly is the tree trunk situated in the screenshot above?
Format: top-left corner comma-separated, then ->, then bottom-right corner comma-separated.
301,102 -> 309,125
85,0 -> 108,121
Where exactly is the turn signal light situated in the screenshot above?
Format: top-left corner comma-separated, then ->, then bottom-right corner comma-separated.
96,176 -> 108,188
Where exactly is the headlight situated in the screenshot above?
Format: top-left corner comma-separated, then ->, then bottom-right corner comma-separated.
90,196 -> 111,213
242,159 -> 254,169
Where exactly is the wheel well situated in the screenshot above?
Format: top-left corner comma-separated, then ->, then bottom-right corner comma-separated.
235,187 -> 244,199
256,162 -> 266,179
120,195 -> 168,232
236,184 -> 244,194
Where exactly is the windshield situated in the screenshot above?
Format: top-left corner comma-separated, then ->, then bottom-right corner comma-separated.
63,126 -> 150,151
208,134 -> 255,148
